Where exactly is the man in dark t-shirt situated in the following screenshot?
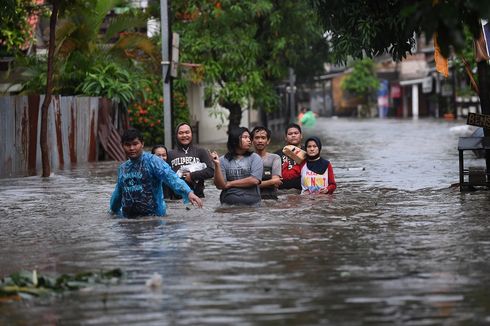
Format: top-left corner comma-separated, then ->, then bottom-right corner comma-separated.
167,123 -> 214,198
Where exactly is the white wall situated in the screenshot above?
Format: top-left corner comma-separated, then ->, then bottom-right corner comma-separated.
188,84 -> 257,143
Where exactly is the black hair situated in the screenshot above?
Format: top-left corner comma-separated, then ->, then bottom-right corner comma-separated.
251,126 -> 271,140
224,127 -> 252,161
285,123 -> 302,135
151,144 -> 168,154
121,128 -> 143,144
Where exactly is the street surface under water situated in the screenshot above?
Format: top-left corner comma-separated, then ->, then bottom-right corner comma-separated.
1,118 -> 490,325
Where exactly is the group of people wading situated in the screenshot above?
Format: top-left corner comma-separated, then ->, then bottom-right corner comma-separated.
110,122 -> 336,218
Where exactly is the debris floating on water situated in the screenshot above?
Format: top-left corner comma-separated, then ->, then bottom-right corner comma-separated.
145,273 -> 163,289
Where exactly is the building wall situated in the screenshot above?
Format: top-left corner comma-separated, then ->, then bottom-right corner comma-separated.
188,84 -> 256,143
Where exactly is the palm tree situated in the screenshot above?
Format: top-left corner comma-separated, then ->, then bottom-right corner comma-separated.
37,0 -> 162,176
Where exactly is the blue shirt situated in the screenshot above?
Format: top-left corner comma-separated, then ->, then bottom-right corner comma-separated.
110,152 -> 192,217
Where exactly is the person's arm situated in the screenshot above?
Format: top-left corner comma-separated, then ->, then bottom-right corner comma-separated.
260,175 -> 282,189
109,167 -> 123,215
326,163 -> 336,194
211,151 -> 227,189
227,176 -> 261,188
156,158 -> 203,207
218,153 -> 262,189
320,163 -> 337,194
155,157 -> 191,201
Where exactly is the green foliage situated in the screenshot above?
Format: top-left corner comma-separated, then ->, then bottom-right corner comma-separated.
0,269 -> 123,300
171,0 -> 330,128
77,59 -> 149,106
0,0 -> 35,55
13,0 -> 158,98
341,59 -> 380,100
16,54 -> 48,94
127,77 -> 190,145
452,25 -> 479,96
312,0 -> 490,63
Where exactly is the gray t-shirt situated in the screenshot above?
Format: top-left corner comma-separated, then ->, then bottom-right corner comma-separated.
259,152 -> 281,199
219,152 -> 263,205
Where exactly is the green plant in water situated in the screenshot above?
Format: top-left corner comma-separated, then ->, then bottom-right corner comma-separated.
0,268 -> 123,301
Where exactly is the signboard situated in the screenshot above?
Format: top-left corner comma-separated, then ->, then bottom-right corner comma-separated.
467,112 -> 490,129
422,76 -> 433,93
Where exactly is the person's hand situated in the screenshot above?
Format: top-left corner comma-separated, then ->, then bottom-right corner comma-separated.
210,151 -> 220,166
183,172 -> 192,183
273,177 -> 283,188
282,160 -> 289,170
319,188 -> 333,194
188,192 -> 203,208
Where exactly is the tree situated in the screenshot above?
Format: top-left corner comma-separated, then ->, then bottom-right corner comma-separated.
21,0 -> 155,176
171,0 -> 329,133
0,0 -> 35,56
313,0 -> 490,175
341,58 -> 380,115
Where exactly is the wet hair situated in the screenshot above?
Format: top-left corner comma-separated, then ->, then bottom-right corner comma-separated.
251,126 -> 271,140
121,128 -> 143,144
285,123 -> 302,135
151,144 -> 168,154
225,127 -> 252,161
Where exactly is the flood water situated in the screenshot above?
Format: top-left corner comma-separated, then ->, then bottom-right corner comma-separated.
1,118 -> 490,325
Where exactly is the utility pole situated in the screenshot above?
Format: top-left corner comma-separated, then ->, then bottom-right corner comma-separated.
288,67 -> 296,123
160,0 -> 172,148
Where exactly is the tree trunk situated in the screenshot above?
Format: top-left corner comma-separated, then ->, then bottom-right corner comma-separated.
40,0 -> 59,177
477,60 -> 490,176
222,100 -> 242,134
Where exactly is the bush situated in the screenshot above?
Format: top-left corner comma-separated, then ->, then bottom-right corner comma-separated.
127,78 -> 190,145
77,59 -> 149,107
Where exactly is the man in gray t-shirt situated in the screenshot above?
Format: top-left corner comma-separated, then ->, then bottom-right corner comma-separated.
252,126 -> 282,200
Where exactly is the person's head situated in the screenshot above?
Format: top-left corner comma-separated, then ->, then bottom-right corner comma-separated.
175,122 -> 193,146
121,128 -> 144,159
305,136 -> 322,160
284,123 -> 302,146
225,127 -> 252,160
251,126 -> 271,151
151,144 -> 168,161
301,107 -> 307,113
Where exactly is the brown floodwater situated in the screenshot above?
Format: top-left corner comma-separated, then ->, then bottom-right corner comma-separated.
1,118 -> 490,325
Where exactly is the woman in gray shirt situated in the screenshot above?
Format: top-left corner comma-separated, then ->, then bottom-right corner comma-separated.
211,127 -> 263,206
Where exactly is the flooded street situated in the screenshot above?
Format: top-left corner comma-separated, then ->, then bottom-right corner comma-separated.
1,118 -> 490,325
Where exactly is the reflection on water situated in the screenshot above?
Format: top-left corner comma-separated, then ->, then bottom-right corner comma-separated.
1,118 -> 490,325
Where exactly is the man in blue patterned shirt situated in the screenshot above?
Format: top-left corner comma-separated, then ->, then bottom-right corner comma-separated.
110,128 -> 202,217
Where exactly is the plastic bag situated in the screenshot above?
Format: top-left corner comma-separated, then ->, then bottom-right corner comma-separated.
176,162 -> 207,177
